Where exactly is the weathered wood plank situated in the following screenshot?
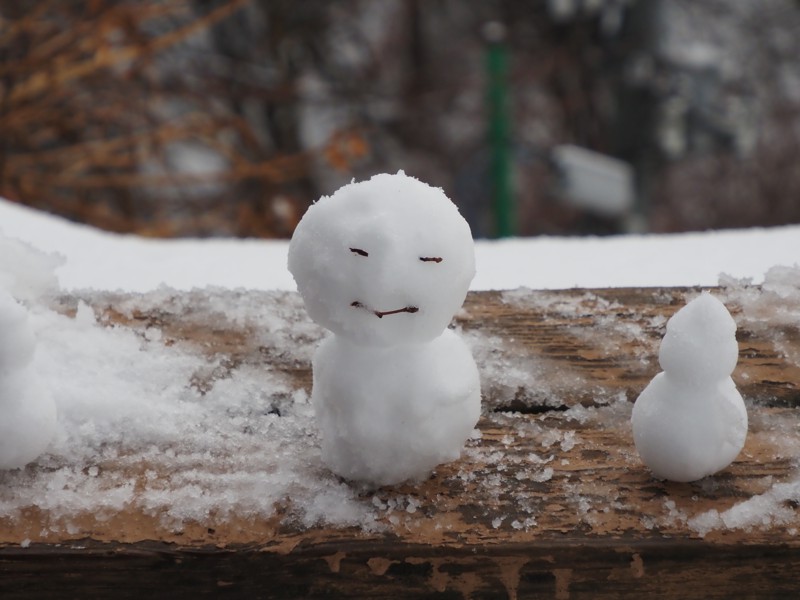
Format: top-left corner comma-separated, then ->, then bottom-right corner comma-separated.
3,538 -> 800,599
2,286 -> 799,598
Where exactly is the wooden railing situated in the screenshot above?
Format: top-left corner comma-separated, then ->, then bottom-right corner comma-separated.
2,287 -> 799,598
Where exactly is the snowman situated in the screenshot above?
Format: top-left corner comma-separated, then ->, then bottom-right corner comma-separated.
631,292 -> 747,482
288,171 -> 481,486
0,290 -> 57,470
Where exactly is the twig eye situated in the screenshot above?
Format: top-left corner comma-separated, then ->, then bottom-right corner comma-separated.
420,256 -> 443,263
350,248 -> 369,257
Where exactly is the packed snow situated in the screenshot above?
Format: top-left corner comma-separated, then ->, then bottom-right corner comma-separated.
0,291 -> 57,469
4,196 -> 800,292
632,293 -> 747,482
288,173 -> 480,485
288,172 -> 476,346
0,287 -> 356,529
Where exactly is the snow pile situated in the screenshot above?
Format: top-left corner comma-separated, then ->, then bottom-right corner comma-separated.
0,240 -> 378,529
632,293 -> 747,482
0,199 -> 294,293
0,237 -> 61,301
473,227 -> 800,290
0,291 -> 57,469
0,287 -> 389,530
4,195 -> 800,292
289,172 -> 480,486
722,265 -> 800,369
688,478 -> 800,536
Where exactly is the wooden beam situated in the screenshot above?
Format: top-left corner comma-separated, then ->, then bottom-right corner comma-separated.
1,287 -> 799,598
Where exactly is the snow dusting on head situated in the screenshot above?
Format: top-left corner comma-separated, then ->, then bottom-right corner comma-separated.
288,171 -> 475,346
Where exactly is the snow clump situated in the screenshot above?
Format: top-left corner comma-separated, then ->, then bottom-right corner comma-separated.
632,292 -> 747,482
288,171 -> 481,486
0,290 -> 57,469
0,236 -> 62,302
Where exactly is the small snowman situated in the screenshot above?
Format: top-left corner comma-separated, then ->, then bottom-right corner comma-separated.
288,171 -> 481,486
631,292 -> 747,482
0,290 -> 57,470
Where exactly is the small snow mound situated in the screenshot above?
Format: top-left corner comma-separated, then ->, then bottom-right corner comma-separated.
0,291 -> 36,371
689,476 -> 800,536
0,290 -> 383,531
761,264 -> 800,299
0,290 -> 57,469
0,235 -> 62,302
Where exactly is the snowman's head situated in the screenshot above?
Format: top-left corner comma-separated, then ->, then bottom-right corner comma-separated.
288,172 -> 475,346
659,292 -> 739,382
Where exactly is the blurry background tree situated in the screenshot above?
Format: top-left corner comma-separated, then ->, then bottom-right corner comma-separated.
0,0 -> 798,238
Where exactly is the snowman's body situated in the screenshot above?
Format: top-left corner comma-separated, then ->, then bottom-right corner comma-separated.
313,329 -> 480,486
288,172 -> 481,486
632,292 -> 747,482
632,373 -> 746,482
0,291 -> 56,470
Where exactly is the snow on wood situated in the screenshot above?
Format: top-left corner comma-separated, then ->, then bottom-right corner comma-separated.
2,202 -> 800,595
1,279 -> 799,598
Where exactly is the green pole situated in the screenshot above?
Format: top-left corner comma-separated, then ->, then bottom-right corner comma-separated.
485,22 -> 514,238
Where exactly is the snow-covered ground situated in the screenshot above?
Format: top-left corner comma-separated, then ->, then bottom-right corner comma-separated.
2,197 -> 799,292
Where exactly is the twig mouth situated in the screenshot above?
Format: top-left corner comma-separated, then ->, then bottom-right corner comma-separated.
351,301 -> 419,318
